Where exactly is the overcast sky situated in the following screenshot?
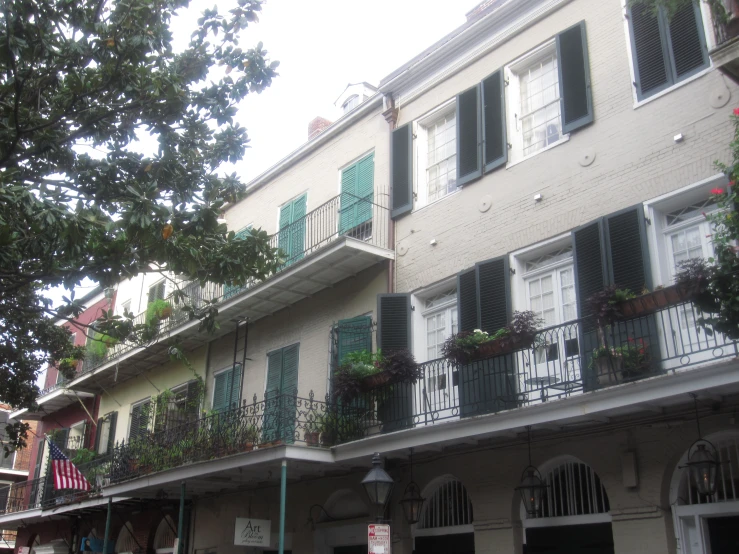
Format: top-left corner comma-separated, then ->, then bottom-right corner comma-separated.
179,0 -> 482,182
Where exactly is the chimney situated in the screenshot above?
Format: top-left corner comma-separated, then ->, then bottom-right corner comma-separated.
308,116 -> 332,141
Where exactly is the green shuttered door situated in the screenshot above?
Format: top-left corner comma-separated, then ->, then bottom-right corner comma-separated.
263,344 -> 299,443
278,195 -> 306,266
340,153 -> 374,234
213,365 -> 242,412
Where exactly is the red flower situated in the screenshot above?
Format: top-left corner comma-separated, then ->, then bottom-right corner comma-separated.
711,187 -> 725,195
734,107 -> 739,116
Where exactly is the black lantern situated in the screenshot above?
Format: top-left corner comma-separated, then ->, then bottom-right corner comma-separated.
399,449 -> 424,524
362,453 -> 394,510
685,440 -> 719,496
514,426 -> 549,517
680,394 -> 720,497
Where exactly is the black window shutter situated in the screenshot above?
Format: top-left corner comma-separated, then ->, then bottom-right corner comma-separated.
377,294 -> 411,352
93,418 -> 104,453
456,85 -> 482,186
185,379 -> 202,420
628,3 -> 671,99
666,2 -> 708,80
556,21 -> 593,134
457,267 -> 479,332
603,206 -> 653,293
481,69 -> 507,172
476,257 -> 511,334
572,220 -> 607,321
391,124 -> 413,219
107,412 -> 118,454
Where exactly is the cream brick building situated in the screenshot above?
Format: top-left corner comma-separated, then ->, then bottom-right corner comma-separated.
4,1 -> 739,554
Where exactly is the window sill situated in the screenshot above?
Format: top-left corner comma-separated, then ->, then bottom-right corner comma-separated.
412,188 -> 462,214
506,135 -> 570,170
633,66 -> 713,109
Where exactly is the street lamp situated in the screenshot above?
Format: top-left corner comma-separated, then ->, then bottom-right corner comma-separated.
514,426 -> 549,518
399,449 -> 424,525
362,452 -> 394,521
682,395 -> 719,496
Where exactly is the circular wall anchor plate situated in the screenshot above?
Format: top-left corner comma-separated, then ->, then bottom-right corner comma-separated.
579,148 -> 596,167
710,87 -> 731,109
397,243 -> 409,256
478,195 -> 492,213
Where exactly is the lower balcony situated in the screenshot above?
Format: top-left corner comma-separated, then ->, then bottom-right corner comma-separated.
710,1 -> 739,83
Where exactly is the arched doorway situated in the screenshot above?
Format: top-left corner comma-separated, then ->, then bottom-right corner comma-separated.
521,457 -> 614,554
414,476 -> 474,554
312,489 -> 369,554
670,431 -> 739,554
153,516 -> 176,554
115,523 -> 137,554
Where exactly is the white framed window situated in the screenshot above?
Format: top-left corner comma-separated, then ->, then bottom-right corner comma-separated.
148,280 -> 166,304
121,300 -> 131,314
68,420 -> 87,451
415,102 -> 458,208
342,95 -> 359,113
422,288 -> 458,362
505,42 -> 567,165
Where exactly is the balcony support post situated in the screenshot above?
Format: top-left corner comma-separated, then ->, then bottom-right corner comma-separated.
279,460 -> 287,554
178,481 -> 186,554
103,497 -> 112,554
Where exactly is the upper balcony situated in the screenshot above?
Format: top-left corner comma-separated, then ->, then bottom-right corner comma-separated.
709,2 -> 739,83
15,194 -> 393,418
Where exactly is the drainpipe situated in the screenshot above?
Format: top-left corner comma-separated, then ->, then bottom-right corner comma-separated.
178,482 -> 186,554
383,94 -> 398,295
278,460 -> 287,554
103,498 -> 112,554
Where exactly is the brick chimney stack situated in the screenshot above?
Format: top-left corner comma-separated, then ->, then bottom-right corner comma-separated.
308,116 -> 332,141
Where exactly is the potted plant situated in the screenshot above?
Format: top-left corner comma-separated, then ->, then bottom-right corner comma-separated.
442,311 -> 543,364
591,337 -> 651,386
86,331 -> 118,361
331,349 -> 421,404
588,286 -> 636,325
243,424 -> 258,451
146,299 -> 173,323
304,420 -> 320,447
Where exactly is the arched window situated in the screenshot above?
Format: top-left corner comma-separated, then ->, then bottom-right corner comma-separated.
115,523 -> 137,554
153,516 -> 177,554
528,458 -> 610,519
417,477 -> 473,530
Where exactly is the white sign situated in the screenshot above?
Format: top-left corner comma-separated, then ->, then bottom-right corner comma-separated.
234,518 -> 271,548
19,548 -> 29,554
368,524 -> 391,554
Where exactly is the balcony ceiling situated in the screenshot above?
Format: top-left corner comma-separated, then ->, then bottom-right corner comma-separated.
11,390 -> 95,420
56,238 -> 393,396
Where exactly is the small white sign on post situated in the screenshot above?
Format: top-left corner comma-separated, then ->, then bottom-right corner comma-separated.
368,524 -> 391,554
234,518 -> 271,548
19,547 -> 30,554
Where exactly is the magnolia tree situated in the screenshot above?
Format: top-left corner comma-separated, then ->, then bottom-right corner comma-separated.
0,0 -> 281,452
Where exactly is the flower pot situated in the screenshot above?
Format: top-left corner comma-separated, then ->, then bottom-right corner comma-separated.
262,439 -> 283,448
618,282 -> 699,318
469,335 -> 533,363
360,371 -> 392,391
593,355 -> 623,386
243,442 -> 254,452
305,431 -> 320,447
159,306 -> 173,319
320,431 -> 336,447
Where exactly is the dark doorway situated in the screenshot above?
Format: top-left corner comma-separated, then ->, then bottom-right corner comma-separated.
708,515 -> 739,554
525,523 -> 614,554
333,546 -> 366,554
415,533 -> 475,554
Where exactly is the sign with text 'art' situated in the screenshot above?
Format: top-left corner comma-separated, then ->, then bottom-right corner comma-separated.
234,518 -> 271,548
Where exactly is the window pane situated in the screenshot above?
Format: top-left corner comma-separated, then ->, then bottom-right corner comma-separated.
425,110 -> 458,203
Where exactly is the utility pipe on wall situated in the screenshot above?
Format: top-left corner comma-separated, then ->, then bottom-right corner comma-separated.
278,460 -> 287,554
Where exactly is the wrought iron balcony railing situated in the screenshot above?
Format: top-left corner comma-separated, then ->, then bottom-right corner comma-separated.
348,300 -> 739,435
37,193 -> 389,396
108,392 -> 336,484
712,1 -> 739,47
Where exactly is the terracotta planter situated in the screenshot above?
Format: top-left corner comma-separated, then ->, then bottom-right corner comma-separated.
618,282 -> 699,318
243,442 -> 254,452
159,306 -> 173,319
261,439 -> 283,448
360,371 -> 392,391
305,431 -> 320,447
468,334 -> 534,363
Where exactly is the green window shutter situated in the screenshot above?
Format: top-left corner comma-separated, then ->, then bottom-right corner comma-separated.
476,256 -> 511,334
457,267 -> 479,333
129,402 -> 148,442
339,163 -> 358,234
666,2 -> 708,80
481,69 -> 507,172
629,3 -> 671,100
229,365 -> 242,408
265,349 -> 284,398
456,84 -> 482,186
603,206 -> 653,293
290,194 -> 306,263
377,294 -> 412,352
185,379 -> 202,420
93,418 -> 104,453
556,21 -> 593,134
148,281 -> 165,303
223,226 -> 253,299
281,344 -> 299,397
391,124 -> 413,219
106,412 -> 118,454
278,202 -> 293,262
355,154 -> 375,228
572,220 -> 607,322
337,316 -> 373,366
212,371 -> 228,412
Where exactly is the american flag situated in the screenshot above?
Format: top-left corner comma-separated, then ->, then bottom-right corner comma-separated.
48,438 -> 91,491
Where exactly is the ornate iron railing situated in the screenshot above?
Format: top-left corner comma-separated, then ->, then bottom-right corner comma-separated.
108,392 -> 345,484
712,1 -> 739,48
40,193 -> 389,392
348,300 -> 739,435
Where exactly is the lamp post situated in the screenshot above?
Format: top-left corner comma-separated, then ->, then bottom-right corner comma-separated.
362,452 -> 394,522
514,426 -> 549,518
399,449 -> 424,525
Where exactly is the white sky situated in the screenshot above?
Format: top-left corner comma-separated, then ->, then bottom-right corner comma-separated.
183,0 -> 482,181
